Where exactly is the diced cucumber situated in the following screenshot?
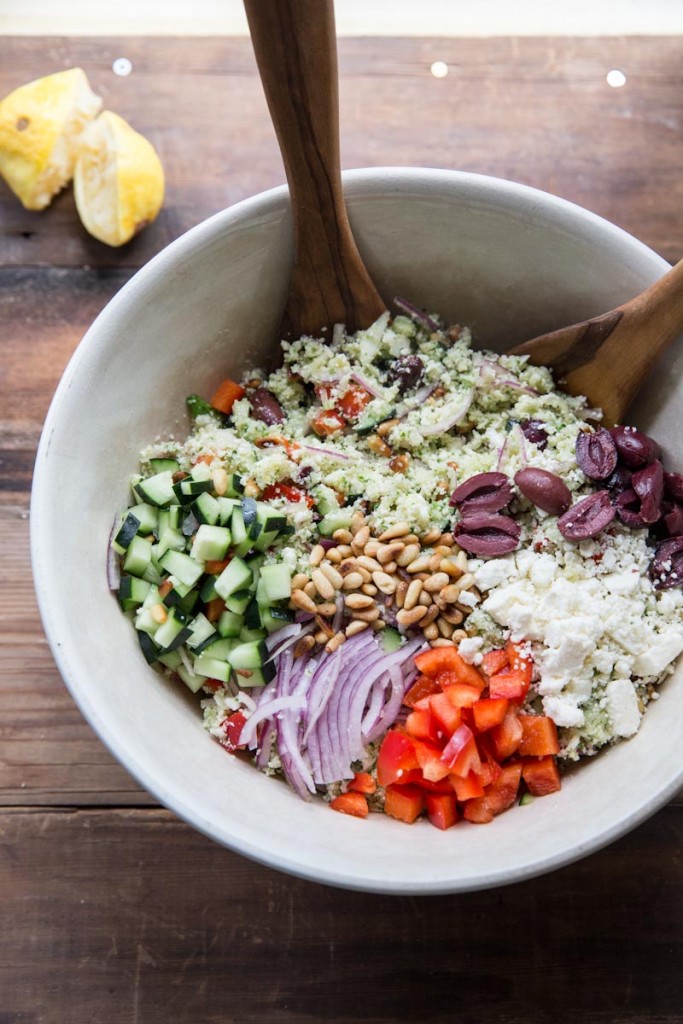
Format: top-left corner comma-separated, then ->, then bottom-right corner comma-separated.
225,473 -> 245,498
239,627 -> 268,643
135,606 -> 161,637
192,657 -> 231,683
141,560 -> 164,585
258,564 -> 292,603
237,663 -> 275,687
260,606 -> 295,634
149,457 -> 179,475
199,574 -> 221,602
123,535 -> 153,578
118,575 -> 152,611
137,630 -> 159,664
190,461 -> 212,482
217,609 -> 244,638
161,576 -> 194,606
193,491 -> 221,525
215,557 -> 252,600
167,505 -> 181,531
201,638 -> 237,661
156,526 -> 186,559
224,588 -> 252,615
217,496 -> 240,525
154,608 -> 191,651
228,639 -> 267,670
141,585 -> 162,609
190,524 -> 231,562
177,590 -> 199,616
244,599 -> 262,631
311,485 -> 340,517
129,502 -> 159,534
186,612 -> 218,652
173,477 -> 212,504
177,661 -> 207,693
158,549 -> 204,588
381,627 -> 403,654
230,507 -> 247,546
134,470 -> 177,508
318,509 -> 355,536
158,648 -> 182,669
112,511 -> 141,553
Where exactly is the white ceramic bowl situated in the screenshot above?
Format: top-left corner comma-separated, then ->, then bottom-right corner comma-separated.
31,169 -> 683,894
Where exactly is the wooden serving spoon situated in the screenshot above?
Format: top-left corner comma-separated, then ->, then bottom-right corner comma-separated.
508,258 -> 683,426
243,0 -> 386,344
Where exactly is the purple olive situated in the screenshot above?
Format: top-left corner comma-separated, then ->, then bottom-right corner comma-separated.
557,490 -> 615,541
631,460 -> 664,525
389,354 -> 424,393
514,467 -> 572,516
649,537 -> 683,590
453,511 -> 521,557
615,488 -> 647,529
610,425 -> 661,468
664,503 -> 683,537
664,471 -> 683,503
606,464 -> 633,494
449,472 -> 513,513
575,427 -> 618,480
519,419 -> 549,451
249,388 -> 285,426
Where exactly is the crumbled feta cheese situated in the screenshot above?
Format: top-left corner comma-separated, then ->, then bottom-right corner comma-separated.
458,637 -> 484,664
605,678 -> 641,737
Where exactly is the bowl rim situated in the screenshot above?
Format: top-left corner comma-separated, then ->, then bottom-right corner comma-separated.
31,166 -> 679,894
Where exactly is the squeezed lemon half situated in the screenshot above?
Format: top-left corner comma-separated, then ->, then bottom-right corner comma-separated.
0,67 -> 102,210
74,110 -> 165,247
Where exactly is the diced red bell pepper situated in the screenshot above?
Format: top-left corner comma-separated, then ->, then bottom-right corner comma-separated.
428,691 -> 462,735
517,715 -> 560,756
311,408 -> 346,436
462,763 -> 522,823
489,708 -> 523,761
347,771 -> 377,795
426,792 -> 459,831
384,783 -> 425,824
477,758 -> 502,788
223,711 -> 247,751
261,482 -> 315,508
330,792 -> 369,818
441,724 -> 482,778
414,740 -> 452,782
450,771 -> 485,801
521,756 -> 561,796
210,378 -> 246,415
399,770 -> 454,794
337,385 -> 372,421
405,708 -> 442,745
471,697 -> 509,732
481,648 -> 509,678
403,675 -> 441,708
506,640 -> 534,684
488,668 -> 531,701
204,597 -> 226,623
376,730 -> 419,787
443,683 -> 482,708
205,557 -> 231,574
414,648 -> 485,689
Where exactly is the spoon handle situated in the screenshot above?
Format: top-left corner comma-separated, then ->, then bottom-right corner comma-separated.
244,0 -> 385,340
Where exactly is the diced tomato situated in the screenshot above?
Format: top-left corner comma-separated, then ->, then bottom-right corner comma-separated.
223,711 -> 247,751
414,648 -> 486,689
311,408 -> 346,436
405,708 -> 442,745
404,675 -> 441,708
376,730 -> 419,787
203,678 -> 224,693
428,692 -> 462,736
488,669 -> 531,702
413,740 -> 452,782
443,683 -> 481,708
330,792 -> 369,818
193,452 -> 217,466
384,783 -> 425,824
205,557 -> 231,574
481,648 -> 509,678
204,597 -> 226,622
450,771 -> 485,801
426,792 -> 458,831
521,756 -> 561,796
210,378 -> 246,415
489,708 -> 523,761
337,385 -> 372,422
517,714 -> 560,756
347,772 -> 377,795
462,763 -> 522,823
260,482 -> 315,509
471,697 -> 509,732
506,640 -> 534,685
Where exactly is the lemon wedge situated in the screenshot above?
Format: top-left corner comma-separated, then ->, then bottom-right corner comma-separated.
0,67 -> 102,211
74,110 -> 165,247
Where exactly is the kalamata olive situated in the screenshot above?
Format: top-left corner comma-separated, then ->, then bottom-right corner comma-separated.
614,488 -> 647,528
453,512 -> 521,557
249,387 -> 285,426
649,537 -> 683,590
514,467 -> 572,516
389,354 -> 424,393
610,425 -> 661,468
664,471 -> 683,503
631,460 -> 664,524
449,472 -> 513,512
520,419 -> 548,451
605,464 -> 632,494
557,490 -> 615,541
575,427 -> 618,480
664,503 -> 683,537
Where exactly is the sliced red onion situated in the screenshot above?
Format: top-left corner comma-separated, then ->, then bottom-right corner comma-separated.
236,690 -> 258,713
441,723 -> 474,768
238,694 -> 306,749
107,515 -> 122,591
420,391 -> 473,437
393,295 -> 441,333
395,382 -> 437,418
349,371 -> 385,400
274,649 -> 316,799
496,432 -> 510,472
479,359 -> 539,396
299,443 -> 354,462
265,623 -> 302,654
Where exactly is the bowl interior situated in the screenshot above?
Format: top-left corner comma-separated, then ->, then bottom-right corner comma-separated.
32,169 -> 683,893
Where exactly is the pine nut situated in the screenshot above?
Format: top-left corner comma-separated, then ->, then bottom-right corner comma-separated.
378,522 -> 410,541
309,544 -> 325,567
294,634 -> 316,658
312,568 -> 335,600
456,550 -> 469,572
439,533 -> 455,546
291,589 -> 318,613
325,631 -> 346,654
339,560 -> 358,576
345,593 -> 374,610
212,468 -> 229,496
351,511 -> 366,533
372,571 -> 396,595
383,562 -> 397,574
440,584 -> 461,604
316,602 -> 338,617
440,559 -> 464,578
291,573 -> 309,591
353,606 -> 381,622
441,607 -> 465,626
455,572 -> 475,593
333,528 -> 353,544
430,638 -> 456,647
395,580 -> 408,608
404,579 -> 423,611
371,619 -> 386,631
337,544 -> 353,558
406,556 -> 431,573
421,527 -> 442,545
424,623 -> 439,640
389,454 -> 410,474
377,417 -> 399,437
434,545 -> 452,557
235,668 -> 253,679
364,539 -> 381,557
361,583 -> 378,597
437,616 -> 454,638
319,561 -> 343,589
151,603 -> 168,624
345,620 -> 369,637
396,543 -> 421,567
341,571 -> 364,591
314,630 -> 329,645
419,591 -> 432,607
315,615 -> 335,637
396,606 -> 428,627
452,629 -> 469,643
423,572 -> 449,593
377,541 -> 404,565
351,525 -> 370,553
304,581 -> 318,599
326,548 -> 342,563
356,554 -> 382,573
403,534 -> 421,546
368,434 -> 392,457
421,604 -> 440,626
428,553 -> 442,572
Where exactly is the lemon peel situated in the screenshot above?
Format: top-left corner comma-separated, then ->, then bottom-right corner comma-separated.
74,110 -> 165,247
0,67 -> 102,211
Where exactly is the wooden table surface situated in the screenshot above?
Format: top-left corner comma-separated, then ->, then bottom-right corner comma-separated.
2,34 -> 683,1023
